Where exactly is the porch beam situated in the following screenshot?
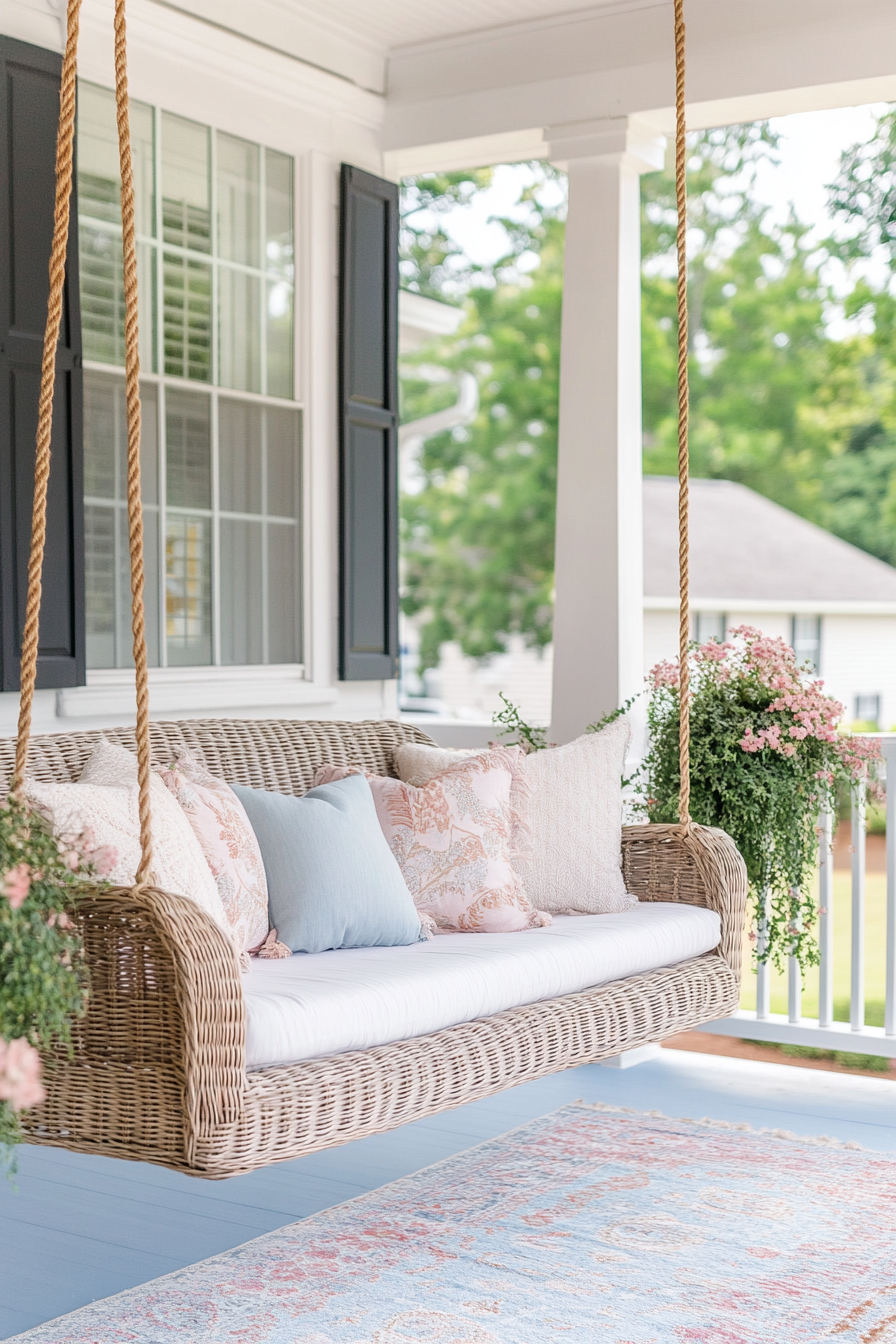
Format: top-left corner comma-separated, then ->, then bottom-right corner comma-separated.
548,117 -> 664,743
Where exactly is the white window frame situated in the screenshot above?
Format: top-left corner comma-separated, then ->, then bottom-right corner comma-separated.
77,86 -> 309,687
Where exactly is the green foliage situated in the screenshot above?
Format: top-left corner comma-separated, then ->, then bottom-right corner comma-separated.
401,112 -> 896,672
401,165 -> 563,669
639,629 -> 879,974
0,799 -> 96,1165
492,692 -> 548,753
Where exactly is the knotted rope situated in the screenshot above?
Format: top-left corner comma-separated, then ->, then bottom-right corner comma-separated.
674,0 -> 691,828
14,0 -> 153,884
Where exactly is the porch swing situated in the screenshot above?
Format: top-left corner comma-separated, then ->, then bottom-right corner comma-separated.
3,0 -> 747,1177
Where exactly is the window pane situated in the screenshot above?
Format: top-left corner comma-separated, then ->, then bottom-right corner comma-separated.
220,518 -> 263,664
166,514 -> 212,664
163,253 -> 211,380
265,149 -> 293,278
267,522 -> 300,662
85,504 -> 116,667
84,373 -> 159,503
266,280 -> 293,398
161,112 -> 210,251
219,268 -> 260,392
792,615 -> 821,673
696,612 -> 726,644
219,399 -> 262,513
217,133 -> 259,266
81,229 -> 155,369
78,82 -> 154,234
166,388 -> 211,508
266,406 -> 299,517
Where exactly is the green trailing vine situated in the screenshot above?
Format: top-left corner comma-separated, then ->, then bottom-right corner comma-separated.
0,798 -> 112,1168
492,691 -> 549,753
638,627 -> 880,974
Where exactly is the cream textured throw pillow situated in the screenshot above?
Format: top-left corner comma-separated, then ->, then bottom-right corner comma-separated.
27,739 -> 229,934
394,718 -> 636,915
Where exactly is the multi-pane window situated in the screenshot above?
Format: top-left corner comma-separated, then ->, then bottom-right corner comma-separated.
77,82 -> 301,669
695,612 -> 727,644
791,615 -> 821,673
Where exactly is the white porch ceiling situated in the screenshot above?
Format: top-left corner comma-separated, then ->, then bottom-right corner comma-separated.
151,0 -> 896,171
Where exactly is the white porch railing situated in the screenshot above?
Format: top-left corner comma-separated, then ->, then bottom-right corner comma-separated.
698,735 -> 896,1059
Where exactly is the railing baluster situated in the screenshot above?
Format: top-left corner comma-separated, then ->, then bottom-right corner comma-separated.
851,774 -> 866,1033
817,810 -> 834,1030
787,952 -> 801,1024
884,740 -> 896,1038
756,889 -> 770,1020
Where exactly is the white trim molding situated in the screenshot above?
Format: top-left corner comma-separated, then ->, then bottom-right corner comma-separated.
645,597 -> 896,616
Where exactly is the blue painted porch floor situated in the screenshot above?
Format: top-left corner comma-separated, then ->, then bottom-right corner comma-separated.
2,1046 -> 895,1340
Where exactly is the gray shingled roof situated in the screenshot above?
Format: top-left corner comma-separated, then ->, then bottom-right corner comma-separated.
644,476 -> 896,603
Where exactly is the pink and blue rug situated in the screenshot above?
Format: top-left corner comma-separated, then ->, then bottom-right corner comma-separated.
13,1102 -> 896,1343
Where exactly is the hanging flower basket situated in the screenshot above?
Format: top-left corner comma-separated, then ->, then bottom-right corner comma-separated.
0,797 -> 113,1165
638,625 -> 881,972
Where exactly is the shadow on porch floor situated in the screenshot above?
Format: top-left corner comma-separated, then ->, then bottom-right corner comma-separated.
2,1047 -> 895,1339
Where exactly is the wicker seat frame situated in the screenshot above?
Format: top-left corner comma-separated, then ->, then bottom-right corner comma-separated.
1,717 -> 747,1178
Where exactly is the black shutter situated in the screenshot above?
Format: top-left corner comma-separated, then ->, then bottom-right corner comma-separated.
0,36 -> 85,692
338,163 -> 399,682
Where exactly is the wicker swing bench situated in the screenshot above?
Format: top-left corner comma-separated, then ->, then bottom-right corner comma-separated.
3,0 -> 746,1180
1,716 -> 746,1178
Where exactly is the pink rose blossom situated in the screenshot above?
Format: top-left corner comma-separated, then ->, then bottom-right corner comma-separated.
85,844 -> 117,877
2,862 -> 31,910
0,1038 -> 45,1111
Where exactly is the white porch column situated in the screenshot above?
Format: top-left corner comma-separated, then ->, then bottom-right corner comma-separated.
548,118 -> 664,743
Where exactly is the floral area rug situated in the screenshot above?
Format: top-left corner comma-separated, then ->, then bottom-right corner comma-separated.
13,1102 -> 896,1344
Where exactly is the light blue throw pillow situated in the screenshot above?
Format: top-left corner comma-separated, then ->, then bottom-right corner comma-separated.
231,773 -> 424,954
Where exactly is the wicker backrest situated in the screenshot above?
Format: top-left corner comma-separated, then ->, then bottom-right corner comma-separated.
0,718 -> 437,796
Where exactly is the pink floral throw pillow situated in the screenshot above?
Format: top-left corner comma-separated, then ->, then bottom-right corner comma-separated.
158,753 -> 286,967
315,748 -> 550,935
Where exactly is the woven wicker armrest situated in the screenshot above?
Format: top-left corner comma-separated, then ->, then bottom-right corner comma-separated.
23,884 -> 245,1168
621,823 -> 748,980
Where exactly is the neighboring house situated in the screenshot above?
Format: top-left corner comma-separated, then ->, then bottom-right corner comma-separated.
412,477 -> 896,731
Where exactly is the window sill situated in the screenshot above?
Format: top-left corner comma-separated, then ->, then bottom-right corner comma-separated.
58,665 -> 338,719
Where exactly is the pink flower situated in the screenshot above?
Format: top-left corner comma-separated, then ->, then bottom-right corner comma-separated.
87,844 -> 117,877
0,1038 -> 45,1111
2,862 -> 31,910
648,659 -> 679,689
696,639 -> 731,662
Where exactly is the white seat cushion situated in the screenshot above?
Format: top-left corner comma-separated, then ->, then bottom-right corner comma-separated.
243,902 -> 721,1069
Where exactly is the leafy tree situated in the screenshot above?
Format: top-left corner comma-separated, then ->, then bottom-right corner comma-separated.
400,167 -> 563,669
400,113 -> 896,670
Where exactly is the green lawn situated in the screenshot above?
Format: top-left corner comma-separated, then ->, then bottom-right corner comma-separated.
740,870 -> 888,1026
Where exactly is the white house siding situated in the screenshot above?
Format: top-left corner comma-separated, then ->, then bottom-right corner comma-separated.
820,615 -> 896,730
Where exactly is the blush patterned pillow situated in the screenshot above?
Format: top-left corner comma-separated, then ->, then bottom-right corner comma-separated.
28,740 -> 230,938
158,752 -> 287,966
315,748 -> 550,935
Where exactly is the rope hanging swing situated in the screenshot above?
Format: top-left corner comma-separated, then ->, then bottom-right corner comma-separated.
14,0 -> 155,884
0,0 -> 737,1181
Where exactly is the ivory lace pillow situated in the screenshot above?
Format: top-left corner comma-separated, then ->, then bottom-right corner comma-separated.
394,719 -> 636,915
158,752 -> 274,963
27,739 -> 230,935
316,747 -> 550,935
